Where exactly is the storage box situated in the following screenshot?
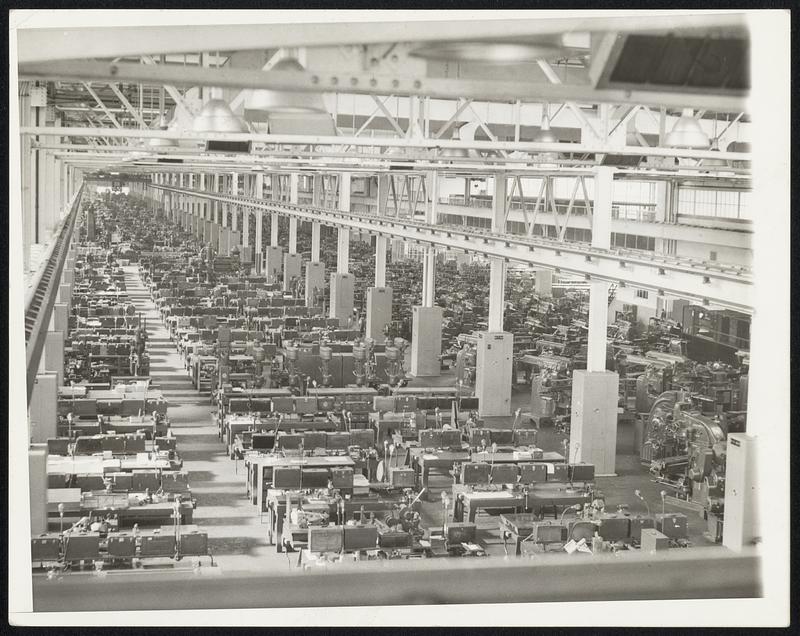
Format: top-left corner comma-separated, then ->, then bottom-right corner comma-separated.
513,430 -> 538,447
487,429 -> 514,445
640,528 -> 670,552
548,463 -> 570,482
349,429 -> 375,449
394,396 -> 417,412
301,468 -> 330,489
302,431 -> 327,450
378,529 -> 412,548
75,474 -> 106,491
308,526 -> 343,553
491,464 -> 519,484
461,462 -> 491,485
446,522 -> 477,545
130,470 -> 161,493
419,429 -> 442,449
107,533 -> 136,558
440,429 -> 462,449
139,532 -> 176,557
63,533 -> 101,561
277,433 -> 303,450
596,514 -> 630,541
295,397 -> 319,415
569,463 -> 595,482
31,535 -> 61,562
656,513 -> 688,540
532,521 -> 567,544
178,530 -> 209,556
469,428 -> 493,448
629,515 -> 656,542
326,432 -> 351,451
273,466 -> 302,489
568,520 -> 597,543
518,463 -> 548,484
343,525 -> 379,551
389,467 -> 416,488
331,467 -> 354,489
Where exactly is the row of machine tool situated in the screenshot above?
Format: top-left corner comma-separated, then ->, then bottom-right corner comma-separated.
32,195 -> 213,574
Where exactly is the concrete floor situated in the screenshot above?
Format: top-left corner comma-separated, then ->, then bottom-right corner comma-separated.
125,265 -> 717,571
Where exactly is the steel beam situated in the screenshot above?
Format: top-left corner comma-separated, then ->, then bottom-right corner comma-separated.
19,59 -> 749,112
108,83 -> 148,128
149,184 -> 753,312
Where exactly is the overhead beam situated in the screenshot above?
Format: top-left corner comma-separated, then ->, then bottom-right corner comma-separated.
108,83 -> 148,128
21,125 -> 753,162
81,82 -> 122,128
139,56 -> 199,118
19,60 -> 749,112
16,13 -> 748,64
151,184 -> 754,313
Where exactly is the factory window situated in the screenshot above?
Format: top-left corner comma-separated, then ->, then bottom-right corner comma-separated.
636,289 -> 649,299
677,187 -> 751,220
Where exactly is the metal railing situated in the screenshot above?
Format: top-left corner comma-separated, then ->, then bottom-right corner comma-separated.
25,185 -> 83,404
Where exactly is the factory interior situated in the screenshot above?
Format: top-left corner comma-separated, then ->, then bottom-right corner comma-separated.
8,10 -> 791,626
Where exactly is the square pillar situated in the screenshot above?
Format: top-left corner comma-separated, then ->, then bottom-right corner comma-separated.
569,369 -> 620,476
535,269 -> 553,296
283,253 -> 302,292
219,227 -> 231,256
270,214 -> 279,247
410,305 -> 443,377
52,302 -> 68,333
375,235 -> 388,287
311,222 -> 321,262
723,433 -> 759,551
230,230 -> 241,251
264,245 -> 284,284
366,287 -> 393,340
330,272 -> 355,327
210,221 -> 220,248
44,331 -> 64,386
305,261 -> 325,307
29,444 -> 48,535
475,331 -> 514,417
337,227 -> 350,274
29,372 -> 58,443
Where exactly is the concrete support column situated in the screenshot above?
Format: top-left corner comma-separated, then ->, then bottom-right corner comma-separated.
337,229 -> 350,274
330,273 -> 355,327
270,214 -> 279,247
535,269 -> 553,296
29,373 -> 58,444
288,219 -> 298,254
305,261 -> 326,307
488,259 -> 507,332
283,253 -> 302,292
410,306 -> 443,377
421,248 -> 436,307
365,286 -> 393,340
29,444 -> 48,535
374,236 -> 388,288
570,165 -> 619,476
264,245 -> 283,284
40,330 -> 64,406
311,223 -> 321,262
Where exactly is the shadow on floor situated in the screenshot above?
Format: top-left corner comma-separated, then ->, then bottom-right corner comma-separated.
206,536 -> 265,555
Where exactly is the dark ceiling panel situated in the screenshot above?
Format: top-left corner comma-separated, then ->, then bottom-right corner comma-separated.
608,34 -> 749,91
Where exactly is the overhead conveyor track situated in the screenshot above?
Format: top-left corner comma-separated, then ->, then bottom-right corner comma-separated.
25,185 -> 84,405
149,184 -> 753,314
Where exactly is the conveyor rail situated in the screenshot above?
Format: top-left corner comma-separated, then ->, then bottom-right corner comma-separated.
149,185 -> 753,313
25,185 -> 84,404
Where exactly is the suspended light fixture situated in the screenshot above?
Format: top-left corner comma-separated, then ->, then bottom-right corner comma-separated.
192,98 -> 250,153
148,115 -> 178,148
192,98 -> 248,133
665,108 -> 710,149
244,58 -> 327,120
702,137 -> 729,169
440,126 -> 470,159
535,104 -> 559,167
